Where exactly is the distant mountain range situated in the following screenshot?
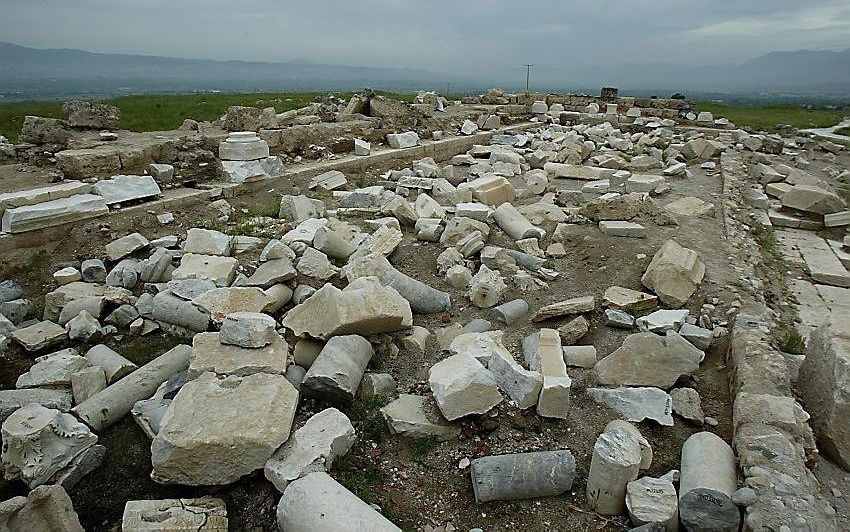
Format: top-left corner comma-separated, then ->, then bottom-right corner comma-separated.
1,41 -> 849,100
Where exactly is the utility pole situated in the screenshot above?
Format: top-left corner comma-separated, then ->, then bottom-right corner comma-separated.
446,82 -> 451,97
524,64 -> 533,92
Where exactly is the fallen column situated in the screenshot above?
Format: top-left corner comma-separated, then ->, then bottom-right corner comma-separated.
493,203 -> 546,240
71,344 -> 191,431
678,431 -> 740,531
301,335 -> 373,402
470,450 -> 576,503
626,476 -> 678,530
490,298 -> 529,325
276,472 -> 400,531
345,253 -> 451,313
84,344 -> 137,384
586,423 -> 644,515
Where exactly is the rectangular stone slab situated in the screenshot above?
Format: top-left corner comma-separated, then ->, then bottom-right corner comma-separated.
92,175 -> 161,205
0,181 -> 91,217
1,194 -> 108,233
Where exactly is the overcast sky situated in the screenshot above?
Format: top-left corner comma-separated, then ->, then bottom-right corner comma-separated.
2,0 -> 850,78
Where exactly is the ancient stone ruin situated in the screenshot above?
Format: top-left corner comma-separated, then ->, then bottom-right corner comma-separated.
0,87 -> 848,530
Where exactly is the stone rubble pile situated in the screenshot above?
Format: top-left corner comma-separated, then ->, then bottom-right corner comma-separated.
1,89 -> 846,531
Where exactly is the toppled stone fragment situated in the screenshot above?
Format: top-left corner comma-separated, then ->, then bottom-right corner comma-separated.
603,286 -> 658,313
282,277 -> 411,340
190,332 -> 288,378
588,387 -> 674,426
429,353 -> 502,421
84,344 -> 137,384
471,450 -> 576,503
1,404 -> 98,488
16,349 -> 88,389
381,394 -> 460,441
10,321 -> 66,352
151,372 -> 298,485
594,331 -> 703,388
183,228 -> 232,256
277,472 -> 401,532
302,335 -> 373,402
219,312 -> 277,348
0,485 -> 84,532
121,497 -> 227,531
468,264 -> 507,309
73,345 -> 191,432
671,387 -> 705,423
641,240 -> 705,308
264,408 -> 355,492
532,295 -> 595,322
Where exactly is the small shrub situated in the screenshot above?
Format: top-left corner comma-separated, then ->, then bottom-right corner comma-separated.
778,329 -> 806,355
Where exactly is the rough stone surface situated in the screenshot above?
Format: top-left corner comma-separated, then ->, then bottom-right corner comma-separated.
588,387 -> 674,426
429,353 -> 503,421
594,331 -> 704,388
121,497 -> 228,531
281,277 -> 411,340
151,372 -> 299,485
190,332 -> 289,378
641,240 -> 705,308
264,408 -> 355,492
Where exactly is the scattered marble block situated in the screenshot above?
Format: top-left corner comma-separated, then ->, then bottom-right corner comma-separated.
1,194 -> 109,233
1,403 -> 98,488
122,497 -> 228,531
92,175 -> 161,205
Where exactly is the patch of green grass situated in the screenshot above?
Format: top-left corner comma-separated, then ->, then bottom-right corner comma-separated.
407,437 -> 437,459
696,102 -> 847,133
776,327 -> 806,355
0,90 -> 413,142
331,455 -> 386,504
751,224 -> 777,253
348,395 -> 389,443
835,126 -> 850,137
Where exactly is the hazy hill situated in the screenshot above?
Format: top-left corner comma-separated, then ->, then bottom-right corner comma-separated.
1,41 -> 849,99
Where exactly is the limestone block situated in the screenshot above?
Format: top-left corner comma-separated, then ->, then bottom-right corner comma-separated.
386,131 -> 419,149
429,353 -> 502,421
15,349 -> 88,389
0,485 -> 84,532
467,175 -> 516,206
151,372 -> 298,485
218,132 -> 270,160
798,315 -> 850,469
380,394 -> 459,441
1,194 -> 108,234
641,240 -> 705,308
184,228 -> 232,256
172,254 -> 238,287
281,277 -> 412,340
594,331 -> 703,388
190,332 -> 288,378
92,175 -> 161,205
121,497 -> 227,531
264,408 -> 355,492
588,387 -> 674,426
10,321 -> 66,352
192,287 -> 271,325
0,389 -> 72,425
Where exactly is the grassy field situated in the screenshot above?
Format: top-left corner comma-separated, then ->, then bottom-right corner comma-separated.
836,126 -> 850,137
696,102 -> 847,132
0,91 -> 412,142
2,92 -> 847,142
